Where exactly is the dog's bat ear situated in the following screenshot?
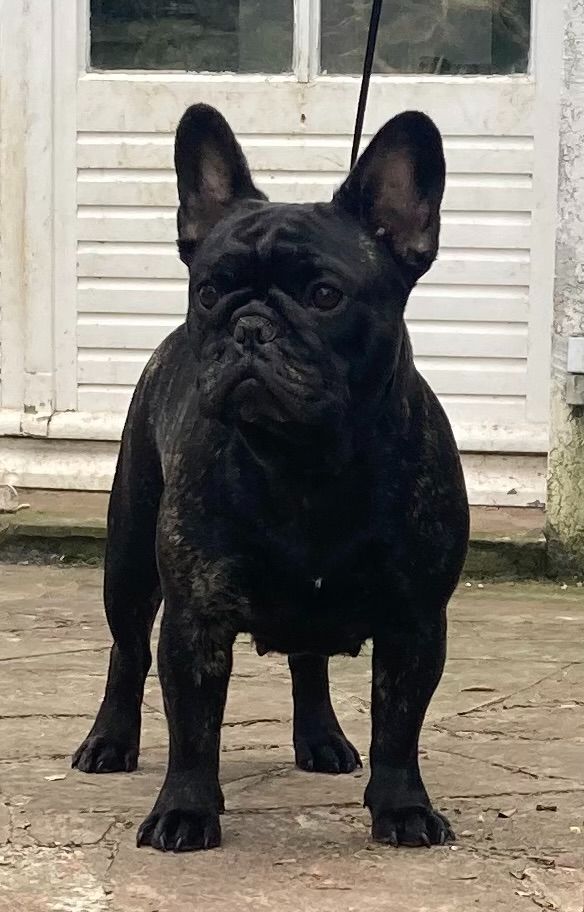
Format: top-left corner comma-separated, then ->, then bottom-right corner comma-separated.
334,112 -> 445,285
174,104 -> 267,267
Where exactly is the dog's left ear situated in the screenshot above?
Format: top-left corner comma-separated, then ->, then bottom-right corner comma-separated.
334,111 -> 445,284
174,104 -> 266,266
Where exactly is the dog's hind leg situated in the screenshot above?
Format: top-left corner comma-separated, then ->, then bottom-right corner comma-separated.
73,420 -> 162,774
289,654 -> 362,774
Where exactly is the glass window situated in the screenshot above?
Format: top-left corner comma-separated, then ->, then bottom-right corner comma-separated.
321,0 -> 531,76
90,0 -> 293,72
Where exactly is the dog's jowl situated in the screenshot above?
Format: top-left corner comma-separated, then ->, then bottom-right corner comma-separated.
72,104 -> 469,852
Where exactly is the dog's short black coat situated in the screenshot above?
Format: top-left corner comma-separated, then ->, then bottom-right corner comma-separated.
73,104 -> 469,853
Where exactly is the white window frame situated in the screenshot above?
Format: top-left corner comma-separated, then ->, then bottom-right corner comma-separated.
80,0 -> 535,83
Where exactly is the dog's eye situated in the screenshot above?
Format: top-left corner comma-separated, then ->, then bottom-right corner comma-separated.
311,284 -> 343,311
197,283 -> 219,309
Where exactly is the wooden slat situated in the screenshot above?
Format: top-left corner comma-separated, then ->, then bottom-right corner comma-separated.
77,207 -> 531,250
427,256 -> 530,286
77,318 -> 180,351
77,244 -> 531,286
77,322 -> 527,382
78,353 -> 152,385
78,279 -> 189,315
77,390 -> 529,426
77,133 -> 535,175
409,324 -> 527,359
77,280 -> 529,323
78,387 -> 134,413
77,172 -> 532,212
78,350 -> 526,398
417,358 -> 527,396
438,395 -> 525,425
78,76 -> 535,136
408,288 -> 529,323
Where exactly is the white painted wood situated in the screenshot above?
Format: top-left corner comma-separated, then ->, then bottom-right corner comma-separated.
22,0 -> 55,421
293,0 -> 310,82
462,453 -> 547,508
308,0 -> 321,82
1,0 -> 79,423
0,437 -> 117,491
75,321 -> 528,364
525,1 -> 564,424
0,0 -> 26,410
0,0 -> 562,509
77,0 -> 89,74
77,75 -> 535,136
0,435 -> 548,506
0,410 -> 22,436
75,243 -> 530,287
77,208 -> 531,250
77,133 -> 535,174
76,171 -> 533,212
72,57 -> 540,445
408,287 -> 529,324
49,409 -> 125,441
0,1 -> 556,472
42,409 -> 547,454
70,24 -> 544,459
77,278 -> 530,323
52,0 -> 80,411
75,358 -> 527,400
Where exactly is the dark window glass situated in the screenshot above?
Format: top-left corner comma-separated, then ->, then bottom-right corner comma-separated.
321,0 -> 531,75
90,0 -> 293,72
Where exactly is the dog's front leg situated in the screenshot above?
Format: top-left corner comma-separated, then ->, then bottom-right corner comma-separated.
137,591 -> 234,853
365,609 -> 454,847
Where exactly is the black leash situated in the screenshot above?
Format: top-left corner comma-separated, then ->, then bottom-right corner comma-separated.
350,0 -> 384,169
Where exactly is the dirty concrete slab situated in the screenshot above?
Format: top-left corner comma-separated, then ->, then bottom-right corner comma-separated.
0,566 -> 583,911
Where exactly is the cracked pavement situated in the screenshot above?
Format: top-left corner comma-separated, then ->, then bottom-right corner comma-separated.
0,566 -> 582,911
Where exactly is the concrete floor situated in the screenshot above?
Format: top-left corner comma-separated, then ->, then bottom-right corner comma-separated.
0,566 -> 582,911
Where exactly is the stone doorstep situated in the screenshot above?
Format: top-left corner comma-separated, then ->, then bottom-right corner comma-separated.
0,489 -> 547,578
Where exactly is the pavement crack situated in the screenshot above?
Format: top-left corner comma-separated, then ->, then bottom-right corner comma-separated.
222,743 -> 286,753
437,787 -> 584,799
0,712 -> 95,721
141,700 -> 163,715
224,764 -> 290,788
430,745 -> 541,780
222,717 -> 287,728
0,646 -> 109,663
448,664 -> 575,720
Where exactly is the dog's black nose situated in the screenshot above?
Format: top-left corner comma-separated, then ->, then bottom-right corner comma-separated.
233,315 -> 277,346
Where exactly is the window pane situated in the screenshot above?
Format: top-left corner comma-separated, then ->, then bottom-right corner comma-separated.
321,0 -> 531,75
90,0 -> 293,72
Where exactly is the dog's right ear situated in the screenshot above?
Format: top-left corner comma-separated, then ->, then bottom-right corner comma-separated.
174,104 -> 266,267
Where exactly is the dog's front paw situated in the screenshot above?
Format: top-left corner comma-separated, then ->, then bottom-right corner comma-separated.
371,807 -> 454,848
294,727 -> 362,774
365,767 -> 454,847
137,809 -> 221,852
137,774 -> 224,852
72,734 -> 138,773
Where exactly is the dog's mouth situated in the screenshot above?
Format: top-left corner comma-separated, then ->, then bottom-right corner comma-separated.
202,357 -> 330,426
230,377 -> 290,424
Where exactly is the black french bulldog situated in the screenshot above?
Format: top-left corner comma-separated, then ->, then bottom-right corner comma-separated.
72,104 -> 469,852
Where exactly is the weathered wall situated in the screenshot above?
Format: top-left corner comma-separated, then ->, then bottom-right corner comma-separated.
547,0 -> 584,573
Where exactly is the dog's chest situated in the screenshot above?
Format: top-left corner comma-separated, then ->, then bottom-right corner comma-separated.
242,497 -> 394,654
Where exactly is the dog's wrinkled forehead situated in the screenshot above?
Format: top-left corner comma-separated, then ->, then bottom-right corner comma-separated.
195,200 -> 379,286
